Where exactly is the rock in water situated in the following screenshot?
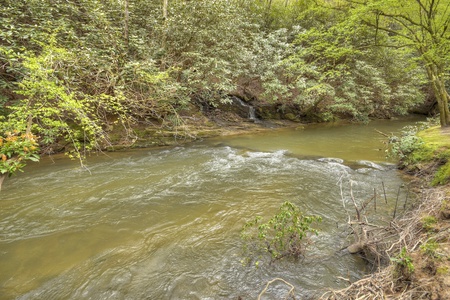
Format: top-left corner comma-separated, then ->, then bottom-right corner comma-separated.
347,243 -> 364,254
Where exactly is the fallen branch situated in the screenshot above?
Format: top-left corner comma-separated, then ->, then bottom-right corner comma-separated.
374,129 -> 390,137
321,185 -> 448,299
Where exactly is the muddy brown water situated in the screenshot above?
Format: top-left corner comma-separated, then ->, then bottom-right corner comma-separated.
0,116 -> 424,299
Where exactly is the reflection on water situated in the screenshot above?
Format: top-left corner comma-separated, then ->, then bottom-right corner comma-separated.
0,117 -> 421,299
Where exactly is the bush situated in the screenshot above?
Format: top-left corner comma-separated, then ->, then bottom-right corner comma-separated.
388,125 -> 426,160
241,201 -> 321,265
0,130 -> 39,178
391,247 -> 414,280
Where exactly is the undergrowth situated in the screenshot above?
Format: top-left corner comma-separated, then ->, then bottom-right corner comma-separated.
389,118 -> 450,186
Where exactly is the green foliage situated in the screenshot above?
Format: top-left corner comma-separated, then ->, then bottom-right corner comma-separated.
1,0 -> 430,129
391,247 -> 415,278
388,126 -> 425,161
389,122 -> 450,186
286,3 -> 424,122
6,37 -> 131,162
342,0 -> 450,126
241,201 -> 322,265
416,126 -> 450,186
158,0 -> 268,105
241,27 -> 301,103
436,266 -> 449,275
250,0 -> 316,30
421,216 -> 438,232
0,131 -> 39,176
388,118 -> 440,160
420,240 -> 440,258
0,0 -> 440,182
432,163 -> 450,186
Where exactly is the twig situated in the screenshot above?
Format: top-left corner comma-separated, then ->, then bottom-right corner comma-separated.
337,276 -> 352,285
393,185 -> 402,219
374,188 -> 377,212
338,173 -> 346,208
374,129 -> 390,137
403,185 -> 410,210
382,181 -> 388,204
350,181 -> 361,222
258,278 -> 295,300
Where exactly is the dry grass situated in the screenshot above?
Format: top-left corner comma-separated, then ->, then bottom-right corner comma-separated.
320,185 -> 450,300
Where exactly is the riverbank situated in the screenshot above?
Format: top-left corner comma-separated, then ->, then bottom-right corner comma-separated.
321,126 -> 450,300
104,105 -> 303,151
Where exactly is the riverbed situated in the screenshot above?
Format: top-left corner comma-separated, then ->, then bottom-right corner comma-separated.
0,117 -> 422,299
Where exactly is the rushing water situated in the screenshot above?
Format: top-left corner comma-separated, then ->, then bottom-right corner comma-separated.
0,117 -> 422,299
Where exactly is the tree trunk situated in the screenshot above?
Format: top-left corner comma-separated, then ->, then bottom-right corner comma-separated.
124,0 -> 129,48
425,64 -> 450,127
163,0 -> 168,19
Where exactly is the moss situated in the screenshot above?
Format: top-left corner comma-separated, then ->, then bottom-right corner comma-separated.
284,113 -> 299,122
408,126 -> 450,185
432,162 -> 450,186
416,127 -> 450,156
436,266 -> 449,275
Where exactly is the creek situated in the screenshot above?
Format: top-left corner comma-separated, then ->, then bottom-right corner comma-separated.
0,116 -> 423,299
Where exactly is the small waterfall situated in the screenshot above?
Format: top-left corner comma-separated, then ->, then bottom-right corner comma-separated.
231,96 -> 257,122
248,106 -> 256,121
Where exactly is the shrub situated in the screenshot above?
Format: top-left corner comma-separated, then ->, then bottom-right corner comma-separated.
0,130 -> 39,180
388,125 -> 425,160
391,247 -> 414,280
241,201 -> 321,265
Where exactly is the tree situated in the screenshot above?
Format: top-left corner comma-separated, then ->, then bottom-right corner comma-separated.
285,3 -> 423,121
162,0 -> 168,19
8,38 -> 129,163
346,0 -> 450,126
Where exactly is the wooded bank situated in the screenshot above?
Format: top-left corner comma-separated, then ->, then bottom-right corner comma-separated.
1,0 -> 448,181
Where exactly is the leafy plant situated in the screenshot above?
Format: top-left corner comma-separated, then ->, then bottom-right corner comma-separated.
391,247 -> 414,279
241,201 -> 322,265
0,130 -> 39,178
420,240 -> 440,258
388,124 -> 427,160
8,37 -> 133,163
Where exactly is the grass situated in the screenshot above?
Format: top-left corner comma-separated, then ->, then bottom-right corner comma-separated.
415,126 -> 450,185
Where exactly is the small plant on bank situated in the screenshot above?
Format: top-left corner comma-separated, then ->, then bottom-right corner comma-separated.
240,201 -> 322,266
421,215 -> 438,232
391,247 -> 415,280
420,240 -> 440,259
388,118 -> 439,160
388,125 -> 425,161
